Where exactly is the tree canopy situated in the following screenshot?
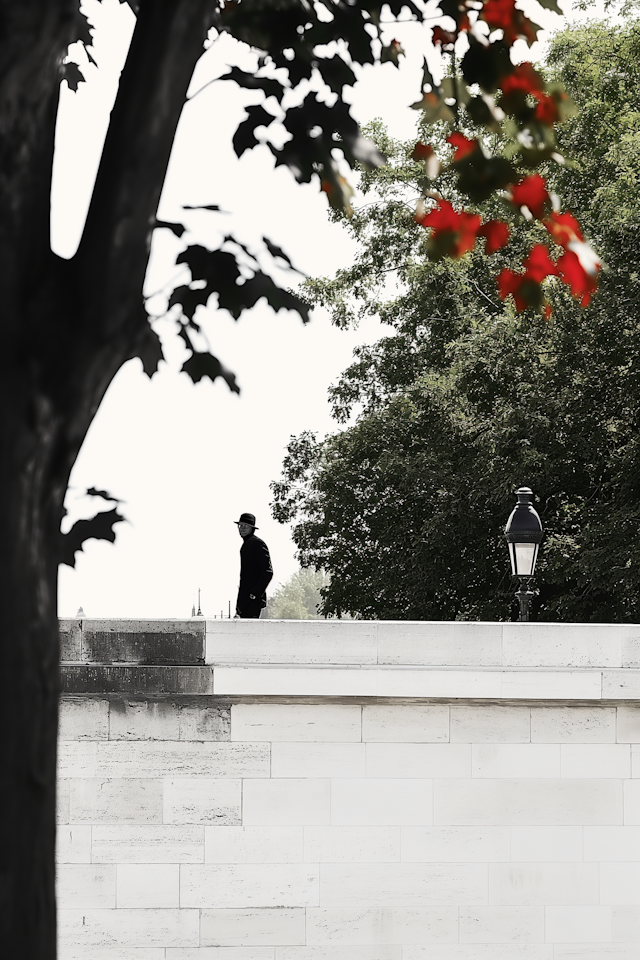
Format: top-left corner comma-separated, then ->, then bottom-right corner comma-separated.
271,18 -> 640,623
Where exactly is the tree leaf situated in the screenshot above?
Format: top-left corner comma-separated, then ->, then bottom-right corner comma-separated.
61,62 -> 85,92
60,508 -> 125,567
219,66 -> 285,102
181,351 -> 240,393
233,104 -> 276,157
86,488 -> 120,502
154,220 -> 186,237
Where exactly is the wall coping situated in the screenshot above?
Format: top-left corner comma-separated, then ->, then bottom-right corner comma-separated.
58,618 -> 640,701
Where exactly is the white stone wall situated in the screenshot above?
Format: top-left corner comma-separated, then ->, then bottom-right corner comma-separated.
58,695 -> 640,960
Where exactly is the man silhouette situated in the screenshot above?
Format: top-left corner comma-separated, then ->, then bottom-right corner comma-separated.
234,512 -> 273,619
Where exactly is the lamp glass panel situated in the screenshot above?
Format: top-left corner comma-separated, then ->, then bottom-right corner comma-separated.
514,542 -> 537,577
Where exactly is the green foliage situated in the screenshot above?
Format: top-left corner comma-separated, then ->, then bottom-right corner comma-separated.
272,19 -> 640,622
267,568 -> 330,620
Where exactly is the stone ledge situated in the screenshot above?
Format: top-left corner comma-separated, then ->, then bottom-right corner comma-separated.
60,619 -> 205,664
205,619 -> 640,669
60,665 -> 213,695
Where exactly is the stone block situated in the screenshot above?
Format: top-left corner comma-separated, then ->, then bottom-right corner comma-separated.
107,699 -> 231,741
58,741 -> 98,778
584,825 -> 640,862
531,706 -> 616,743
59,619 -> 82,661
612,905 -> 640,941
61,664 -> 213,695
92,825 -> 204,863
623,780 -> 640,824
180,864 -> 320,908
362,705 -> 449,743
200,907 -> 305,945
459,905 -> 544,943
404,948 -> 553,959
502,623 -> 623,668
215,665 -> 378,697
116,863 -> 180,907
561,744 -> 631,778
108,699 -> 181,740
435,778 -> 622,825
450,705 -> 531,744
167,951 -> 274,960
554,948 -> 639,959
330,778 -> 432,826
242,778 -> 331,825
376,621 -> 501,666
57,778 -> 70,823
81,618 -> 205,664
206,618 -> 377,665
319,863 -> 487,907
621,630 -> 640,667
58,908 -> 199,947
276,949 -> 401,960
401,826 -> 510,863
231,703 -> 361,743
57,825 -> 92,863
56,865 -> 116,908
69,778 -> 163,823
305,906 -> 458,944
94,741 -> 269,778
272,742 -> 366,778
59,951 -> 165,960
178,703 -> 231,741
164,778 -> 241,824
510,826 -> 583,862
366,743 -> 470,779
205,826 -> 303,864
500,670 -> 602,700
545,906 -> 612,943
304,826 -> 400,863
489,863 -> 598,904
471,744 -> 560,779
376,668 -> 502,699
602,671 -> 640,700
616,707 -> 640,744
59,698 -> 109,739
600,862 -> 640,905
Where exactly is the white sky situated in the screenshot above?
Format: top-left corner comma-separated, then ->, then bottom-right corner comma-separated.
55,0 -> 601,619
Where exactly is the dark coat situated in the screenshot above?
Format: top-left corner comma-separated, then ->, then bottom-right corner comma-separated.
237,533 -> 273,613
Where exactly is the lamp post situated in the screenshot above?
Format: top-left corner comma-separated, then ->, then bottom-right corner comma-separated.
505,487 -> 543,622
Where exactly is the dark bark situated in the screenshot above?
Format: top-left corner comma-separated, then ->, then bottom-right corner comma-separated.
0,1 -> 214,954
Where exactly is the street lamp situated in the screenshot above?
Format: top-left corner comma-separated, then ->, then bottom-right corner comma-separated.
505,486 -> 543,622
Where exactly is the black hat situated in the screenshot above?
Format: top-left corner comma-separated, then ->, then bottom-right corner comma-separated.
234,512 -> 257,528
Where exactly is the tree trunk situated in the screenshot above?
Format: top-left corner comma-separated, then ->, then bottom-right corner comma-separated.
0,1 -> 214,954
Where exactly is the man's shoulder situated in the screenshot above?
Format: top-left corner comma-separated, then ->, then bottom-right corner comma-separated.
244,534 -> 269,550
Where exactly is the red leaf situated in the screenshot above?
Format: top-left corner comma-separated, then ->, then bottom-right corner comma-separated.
432,26 -> 457,46
500,61 -> 544,95
544,211 -> 584,248
481,0 -> 538,46
533,92 -> 560,124
416,199 -> 481,259
523,243 -> 558,282
497,269 -> 529,310
557,250 -> 599,306
412,141 -> 434,161
478,220 -> 510,254
447,132 -> 479,162
511,174 -> 550,219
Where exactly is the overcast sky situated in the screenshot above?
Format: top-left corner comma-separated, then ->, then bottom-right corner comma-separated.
55,0 -> 598,619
